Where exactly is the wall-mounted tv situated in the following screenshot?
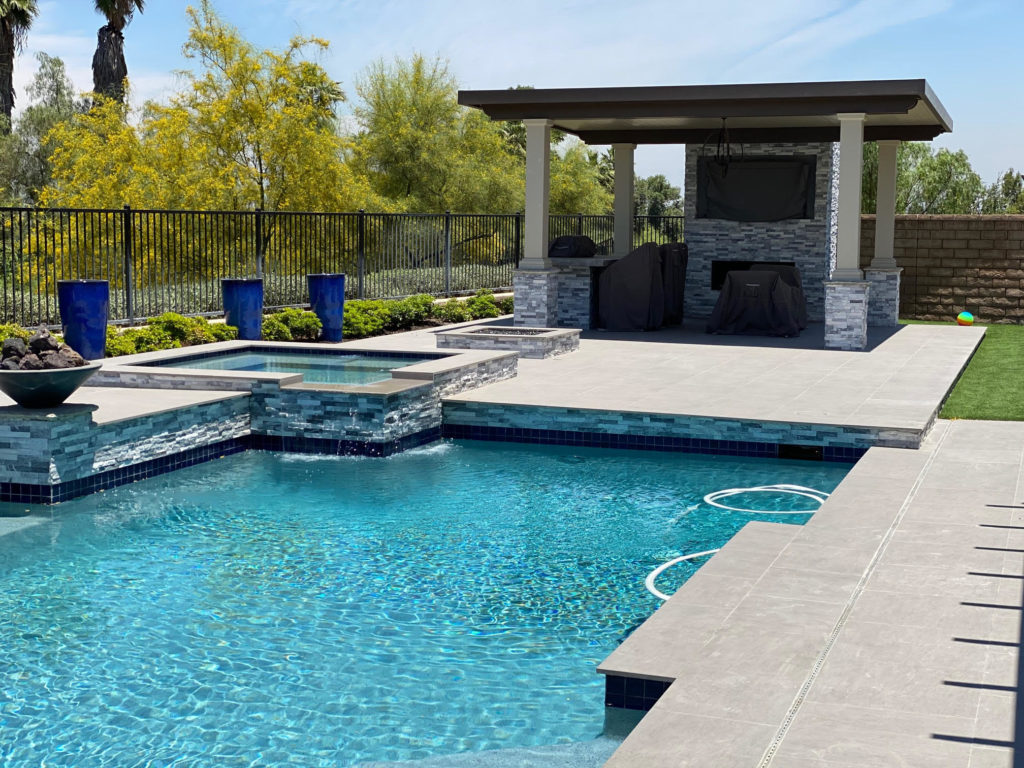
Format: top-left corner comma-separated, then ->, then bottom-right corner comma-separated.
696,155 -> 817,222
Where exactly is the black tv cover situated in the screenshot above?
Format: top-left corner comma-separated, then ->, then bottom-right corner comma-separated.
696,156 -> 816,222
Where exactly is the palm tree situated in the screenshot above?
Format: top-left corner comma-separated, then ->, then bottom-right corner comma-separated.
0,0 -> 37,133
92,0 -> 144,102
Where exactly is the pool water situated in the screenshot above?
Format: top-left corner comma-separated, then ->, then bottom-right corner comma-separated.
153,350 -> 432,384
0,442 -> 852,767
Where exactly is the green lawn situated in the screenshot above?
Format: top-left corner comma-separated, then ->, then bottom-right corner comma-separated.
919,322 -> 1024,421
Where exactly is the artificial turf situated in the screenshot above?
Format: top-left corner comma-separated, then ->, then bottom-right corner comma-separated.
934,323 -> 1024,421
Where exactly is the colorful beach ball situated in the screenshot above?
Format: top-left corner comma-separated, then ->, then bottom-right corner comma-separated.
956,311 -> 974,326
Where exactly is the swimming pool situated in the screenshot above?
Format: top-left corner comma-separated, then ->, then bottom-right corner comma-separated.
147,348 -> 437,385
0,442 -> 851,766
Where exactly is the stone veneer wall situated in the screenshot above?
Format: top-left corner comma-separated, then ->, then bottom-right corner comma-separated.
0,397 -> 250,488
442,401 -> 922,451
554,266 -> 593,329
0,353 -> 517,502
860,214 -> 1024,323
683,142 -> 836,321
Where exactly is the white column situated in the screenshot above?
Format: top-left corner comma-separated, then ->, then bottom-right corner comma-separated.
612,143 -> 636,257
521,118 -> 553,271
872,139 -> 900,269
832,113 -> 866,281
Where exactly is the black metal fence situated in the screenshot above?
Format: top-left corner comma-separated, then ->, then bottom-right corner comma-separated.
0,206 -> 684,326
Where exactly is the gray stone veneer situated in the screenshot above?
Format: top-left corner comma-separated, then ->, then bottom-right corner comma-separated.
0,396 -> 250,486
684,142 -> 837,322
864,268 -> 902,327
442,400 -> 922,450
554,266 -> 593,328
824,281 -> 870,350
0,351 -> 516,497
513,271 -> 558,327
436,328 -> 579,359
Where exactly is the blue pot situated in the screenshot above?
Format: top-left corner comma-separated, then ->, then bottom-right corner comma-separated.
222,278 -> 264,340
57,280 -> 109,360
307,273 -> 346,342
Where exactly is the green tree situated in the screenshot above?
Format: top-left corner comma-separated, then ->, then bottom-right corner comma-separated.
634,174 -> 682,218
497,84 -> 565,161
0,53 -> 83,202
92,0 -> 144,102
0,0 -> 37,132
46,0 -> 380,213
981,169 -> 1024,214
353,54 -> 522,213
548,142 -> 612,214
861,141 -> 983,214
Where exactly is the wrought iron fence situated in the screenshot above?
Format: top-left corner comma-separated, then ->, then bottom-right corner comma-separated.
0,206 -> 684,326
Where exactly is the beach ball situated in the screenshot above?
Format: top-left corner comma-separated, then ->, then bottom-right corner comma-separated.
956,311 -> 974,326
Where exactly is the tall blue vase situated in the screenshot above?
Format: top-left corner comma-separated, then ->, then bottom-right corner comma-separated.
221,278 -> 264,340
57,279 -> 109,360
307,273 -> 346,342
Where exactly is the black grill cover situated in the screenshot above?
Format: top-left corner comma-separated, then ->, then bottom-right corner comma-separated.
705,270 -> 804,337
598,242 -> 664,331
659,242 -> 688,325
549,235 -> 597,259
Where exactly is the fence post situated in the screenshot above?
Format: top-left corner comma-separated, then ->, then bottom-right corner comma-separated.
357,209 -> 366,299
576,212 -> 583,236
122,205 -> 135,323
514,212 -> 523,268
255,208 -> 264,278
443,210 -> 453,297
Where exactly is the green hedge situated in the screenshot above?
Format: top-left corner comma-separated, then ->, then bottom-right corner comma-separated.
1,292 -> 513,357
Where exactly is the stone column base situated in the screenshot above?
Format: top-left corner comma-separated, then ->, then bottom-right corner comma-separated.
825,280 -> 870,350
864,267 -> 902,327
513,270 -> 558,327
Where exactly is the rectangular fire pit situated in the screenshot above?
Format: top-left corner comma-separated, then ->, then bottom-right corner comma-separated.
436,326 -> 580,358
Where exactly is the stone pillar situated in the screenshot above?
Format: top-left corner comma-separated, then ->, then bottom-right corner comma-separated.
864,268 -> 901,327
865,139 -> 902,326
832,113 -> 866,281
514,270 -> 558,327
825,281 -> 870,350
513,119 -> 557,327
521,119 -> 553,271
612,143 -> 636,257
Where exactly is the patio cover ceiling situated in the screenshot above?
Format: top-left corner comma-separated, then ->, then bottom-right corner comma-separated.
457,79 -> 952,144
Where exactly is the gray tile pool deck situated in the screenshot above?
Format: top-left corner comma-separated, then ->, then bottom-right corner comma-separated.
3,318 -> 1016,766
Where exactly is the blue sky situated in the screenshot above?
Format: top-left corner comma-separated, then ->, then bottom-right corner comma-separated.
16,0 -> 1023,190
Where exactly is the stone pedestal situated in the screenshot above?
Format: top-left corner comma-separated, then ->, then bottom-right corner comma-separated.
864,268 -> 902,327
513,270 -> 558,327
825,281 -> 870,351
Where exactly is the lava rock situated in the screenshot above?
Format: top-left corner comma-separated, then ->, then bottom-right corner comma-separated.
57,344 -> 86,367
28,330 -> 60,354
40,350 -> 72,369
18,353 -> 43,370
0,358 -> 20,370
2,337 -> 27,360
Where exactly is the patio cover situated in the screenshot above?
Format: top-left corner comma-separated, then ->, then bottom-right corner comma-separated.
458,79 -> 951,144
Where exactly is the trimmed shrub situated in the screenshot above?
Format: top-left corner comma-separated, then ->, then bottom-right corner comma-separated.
433,300 -> 472,324
495,295 -> 513,314
343,300 -> 390,339
120,326 -> 180,353
261,315 -> 292,341
386,294 -> 435,331
464,290 -> 501,319
209,324 -> 238,342
105,327 -> 137,357
0,323 -> 31,342
273,308 -> 322,341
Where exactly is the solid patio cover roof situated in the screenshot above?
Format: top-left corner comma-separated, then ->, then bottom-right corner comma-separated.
458,79 -> 952,144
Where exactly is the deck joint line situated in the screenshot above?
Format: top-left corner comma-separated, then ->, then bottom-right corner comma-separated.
757,423 -> 951,767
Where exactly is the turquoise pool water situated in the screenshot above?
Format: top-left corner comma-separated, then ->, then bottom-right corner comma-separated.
0,442 -> 852,767
154,350 -> 432,384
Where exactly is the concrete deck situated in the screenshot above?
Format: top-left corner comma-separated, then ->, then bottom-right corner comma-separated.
600,418 -> 1023,767
352,320 -> 984,434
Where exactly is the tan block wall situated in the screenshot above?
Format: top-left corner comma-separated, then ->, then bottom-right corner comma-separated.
860,215 -> 1024,323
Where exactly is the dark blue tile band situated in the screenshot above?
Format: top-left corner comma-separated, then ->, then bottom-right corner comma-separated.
441,424 -> 865,463
604,674 -> 672,711
1,427 -> 444,506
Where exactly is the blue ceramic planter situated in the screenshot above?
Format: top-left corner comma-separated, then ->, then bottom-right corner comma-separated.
307,273 -> 346,342
57,280 -> 109,360
222,279 -> 264,340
